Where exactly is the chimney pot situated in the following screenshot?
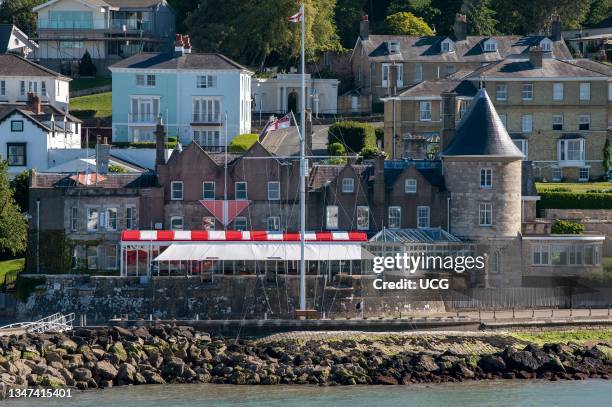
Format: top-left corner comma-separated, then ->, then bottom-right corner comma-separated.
453,13 -> 467,41
551,14 -> 561,42
528,47 -> 546,68
359,15 -> 369,41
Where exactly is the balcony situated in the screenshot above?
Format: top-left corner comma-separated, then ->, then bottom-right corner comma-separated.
191,113 -> 222,125
110,19 -> 153,33
129,113 -> 158,124
37,19 -> 107,30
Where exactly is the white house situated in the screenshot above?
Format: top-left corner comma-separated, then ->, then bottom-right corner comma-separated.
0,54 -> 71,110
0,96 -> 82,176
253,73 -> 339,118
110,40 -> 253,149
0,24 -> 38,57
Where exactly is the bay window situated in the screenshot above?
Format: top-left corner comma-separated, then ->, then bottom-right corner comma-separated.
558,139 -> 584,163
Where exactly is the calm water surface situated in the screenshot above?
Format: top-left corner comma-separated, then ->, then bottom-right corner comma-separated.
6,380 -> 612,407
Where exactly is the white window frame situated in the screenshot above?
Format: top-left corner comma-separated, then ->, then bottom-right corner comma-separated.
521,114 -> 533,133
266,216 -> 281,231
268,181 -> 280,201
579,83 -> 590,101
234,216 -> 247,231
235,181 -> 248,200
441,39 -> 454,53
579,114 -> 590,131
522,83 -> 533,101
70,207 -> 78,231
341,178 -> 354,193
553,83 -> 564,101
203,181 -> 215,200
552,114 -> 563,131
105,207 -> 118,231
197,75 -> 217,88
388,206 -> 401,229
417,206 -> 430,228
479,203 -> 492,226
170,216 -> 184,230
480,168 -> 492,189
357,206 -> 370,230
171,181 -> 183,201
532,244 -> 550,265
579,167 -> 590,182
419,101 -> 432,121
87,246 -> 98,270
136,74 -> 156,87
414,63 -> 422,82
87,208 -> 99,231
326,205 -> 338,230
381,63 -> 390,87
192,97 -> 221,123
484,39 -> 497,52
405,178 -> 417,193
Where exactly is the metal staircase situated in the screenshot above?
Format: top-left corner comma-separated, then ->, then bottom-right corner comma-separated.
0,313 -> 75,334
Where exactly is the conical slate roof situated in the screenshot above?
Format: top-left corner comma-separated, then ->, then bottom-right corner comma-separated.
441,88 -> 524,158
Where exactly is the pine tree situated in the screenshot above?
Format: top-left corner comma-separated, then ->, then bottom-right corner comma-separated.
78,50 -> 97,77
0,161 -> 27,256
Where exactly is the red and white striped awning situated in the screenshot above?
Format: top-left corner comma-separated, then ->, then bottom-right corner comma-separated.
121,230 -> 367,243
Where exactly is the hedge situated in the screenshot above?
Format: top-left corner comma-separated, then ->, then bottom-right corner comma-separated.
551,219 -> 584,234
537,191 -> 612,210
229,133 -> 259,153
327,121 -> 376,154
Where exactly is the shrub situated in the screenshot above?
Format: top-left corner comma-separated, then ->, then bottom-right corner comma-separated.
328,121 -> 376,154
78,50 -> 97,77
229,133 -> 259,153
537,191 -> 612,210
328,142 -> 346,156
375,127 -> 384,144
108,165 -> 129,173
359,146 -> 380,160
551,219 -> 584,235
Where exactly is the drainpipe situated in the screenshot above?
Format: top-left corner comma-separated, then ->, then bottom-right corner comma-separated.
392,98 -> 396,159
446,196 -> 451,233
36,198 -> 40,274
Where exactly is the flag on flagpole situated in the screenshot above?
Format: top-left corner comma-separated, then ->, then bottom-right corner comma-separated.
264,113 -> 292,134
288,9 -> 302,23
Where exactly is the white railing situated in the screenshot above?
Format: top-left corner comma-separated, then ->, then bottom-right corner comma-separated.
0,313 -> 75,334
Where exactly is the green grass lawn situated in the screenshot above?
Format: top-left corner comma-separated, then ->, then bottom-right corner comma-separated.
0,257 -> 25,285
69,77 -> 112,92
70,92 -> 112,118
510,329 -> 612,346
536,182 -> 612,193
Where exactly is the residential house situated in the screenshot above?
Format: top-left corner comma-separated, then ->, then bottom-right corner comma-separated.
0,24 -> 38,57
29,171 -> 162,272
32,0 -> 176,75
0,95 -> 82,176
0,53 -> 71,110
253,73 -> 339,118
382,50 -> 612,181
351,14 -> 571,112
563,15 -> 612,60
109,43 -> 253,148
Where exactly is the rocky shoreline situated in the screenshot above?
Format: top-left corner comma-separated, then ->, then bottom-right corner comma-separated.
1,326 -> 611,397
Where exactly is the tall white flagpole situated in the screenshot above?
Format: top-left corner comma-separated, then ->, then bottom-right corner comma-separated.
299,2 -> 307,312
224,111 -> 228,229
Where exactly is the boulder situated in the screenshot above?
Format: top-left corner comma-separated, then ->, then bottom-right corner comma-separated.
415,355 -> 439,372
72,367 -> 92,382
375,375 -> 398,385
95,360 -> 118,380
506,351 -> 543,372
478,356 -> 506,373
58,339 -> 78,353
162,357 -> 185,377
142,370 -> 166,384
117,363 -> 137,383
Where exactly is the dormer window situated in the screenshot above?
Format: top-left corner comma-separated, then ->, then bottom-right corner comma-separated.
540,38 -> 552,52
388,41 -> 400,54
441,38 -> 454,53
483,39 -> 497,52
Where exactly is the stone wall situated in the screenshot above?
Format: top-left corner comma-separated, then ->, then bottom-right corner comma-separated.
544,209 -> 612,257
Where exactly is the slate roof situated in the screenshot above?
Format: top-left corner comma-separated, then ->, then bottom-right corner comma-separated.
110,52 -> 249,71
441,88 -> 524,158
32,172 -> 158,188
0,54 -> 68,79
105,0 -> 167,7
562,59 -> 612,76
308,164 -> 371,190
0,103 -> 82,132
358,35 -> 571,63
467,57 -> 611,79
392,76 -> 478,99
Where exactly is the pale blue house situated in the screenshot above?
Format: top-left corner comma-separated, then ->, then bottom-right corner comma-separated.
109,45 -> 252,149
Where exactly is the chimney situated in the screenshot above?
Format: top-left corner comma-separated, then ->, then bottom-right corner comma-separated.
359,15 -> 369,41
528,47 -> 545,68
27,93 -> 42,114
305,108 -> 313,157
373,152 -> 386,227
174,33 -> 184,56
453,13 -> 467,41
441,91 -> 457,152
551,14 -> 561,42
95,137 -> 111,175
183,35 -> 192,54
155,116 -> 166,167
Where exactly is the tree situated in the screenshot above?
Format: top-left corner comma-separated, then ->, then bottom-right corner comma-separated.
9,170 -> 29,213
584,0 -> 612,28
334,0 -> 367,48
603,139 -> 611,175
387,0 -> 440,27
383,11 -> 434,36
167,0 -> 199,34
187,0 -> 342,69
466,0 -> 498,36
0,0 -> 45,36
78,50 -> 97,77
0,161 -> 27,256
491,0 -> 591,34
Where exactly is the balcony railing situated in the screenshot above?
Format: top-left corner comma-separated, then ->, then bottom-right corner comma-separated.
129,113 -> 158,123
200,145 -> 225,153
37,19 -> 107,30
110,19 -> 153,32
192,113 -> 221,124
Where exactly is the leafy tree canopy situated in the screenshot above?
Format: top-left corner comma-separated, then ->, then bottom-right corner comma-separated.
383,11 -> 434,36
466,0 -> 498,36
0,0 -> 45,36
9,170 -> 29,213
0,161 -> 27,256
